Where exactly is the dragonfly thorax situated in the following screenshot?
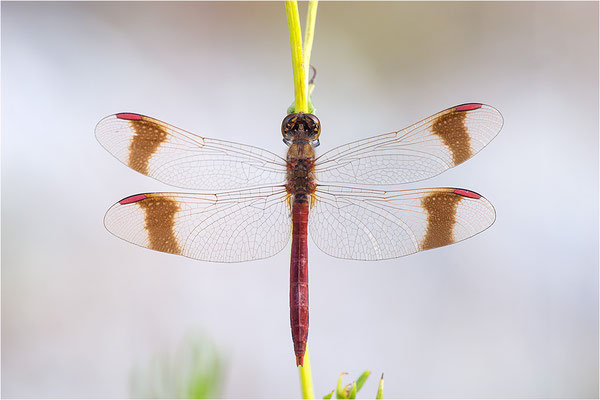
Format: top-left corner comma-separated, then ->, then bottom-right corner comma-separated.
286,141 -> 316,197
281,113 -> 321,146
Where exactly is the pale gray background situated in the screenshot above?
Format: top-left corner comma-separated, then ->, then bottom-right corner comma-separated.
2,1 -> 598,398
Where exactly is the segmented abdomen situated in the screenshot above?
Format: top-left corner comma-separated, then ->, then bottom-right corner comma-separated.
290,196 -> 309,366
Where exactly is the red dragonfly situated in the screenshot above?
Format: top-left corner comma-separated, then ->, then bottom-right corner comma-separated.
96,103 -> 503,366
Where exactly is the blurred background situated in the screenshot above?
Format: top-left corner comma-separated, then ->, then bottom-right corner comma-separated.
2,2 -> 598,398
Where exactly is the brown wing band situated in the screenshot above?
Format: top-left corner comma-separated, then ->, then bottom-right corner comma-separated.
432,109 -> 473,166
138,196 -> 181,254
420,191 -> 461,250
127,118 -> 169,175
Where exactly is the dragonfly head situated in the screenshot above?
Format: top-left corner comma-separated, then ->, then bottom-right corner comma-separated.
281,113 -> 321,147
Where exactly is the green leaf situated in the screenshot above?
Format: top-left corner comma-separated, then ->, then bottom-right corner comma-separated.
336,372 -> 348,399
348,381 -> 357,399
356,370 -> 370,392
376,373 -> 384,399
323,389 -> 334,399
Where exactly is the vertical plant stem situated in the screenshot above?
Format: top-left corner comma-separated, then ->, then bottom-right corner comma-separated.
285,0 -> 308,113
303,0 -> 318,85
299,345 -> 315,399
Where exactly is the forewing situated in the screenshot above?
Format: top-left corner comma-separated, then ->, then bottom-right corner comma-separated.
104,186 -> 291,263
315,104 -> 503,185
309,186 -> 495,260
95,113 -> 287,190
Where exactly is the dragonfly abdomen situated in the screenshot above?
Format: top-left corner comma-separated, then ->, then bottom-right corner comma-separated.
290,195 -> 309,366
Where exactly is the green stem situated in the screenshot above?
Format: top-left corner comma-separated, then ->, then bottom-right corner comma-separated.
299,346 -> 315,399
303,0 -> 318,86
285,0 -> 308,113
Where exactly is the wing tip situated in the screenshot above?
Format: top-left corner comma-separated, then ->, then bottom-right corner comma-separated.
453,187 -> 497,225
94,112 -> 141,141
454,102 -> 504,137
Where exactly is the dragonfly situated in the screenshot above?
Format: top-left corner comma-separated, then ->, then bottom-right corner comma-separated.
96,103 -> 503,366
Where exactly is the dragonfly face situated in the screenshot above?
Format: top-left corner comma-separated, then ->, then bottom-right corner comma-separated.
96,103 -> 503,366
281,112 -> 321,147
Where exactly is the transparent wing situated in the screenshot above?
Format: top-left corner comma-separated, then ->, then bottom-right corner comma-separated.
310,185 -> 495,260
95,113 -> 287,190
104,186 -> 291,263
315,104 -> 503,185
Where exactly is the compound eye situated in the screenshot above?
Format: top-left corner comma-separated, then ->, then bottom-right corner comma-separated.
306,114 -> 321,137
281,113 -> 298,134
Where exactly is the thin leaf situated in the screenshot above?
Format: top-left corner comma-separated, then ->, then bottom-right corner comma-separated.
336,372 -> 348,399
323,389 -> 334,399
356,370 -> 371,392
376,373 -> 384,399
348,381 -> 357,399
